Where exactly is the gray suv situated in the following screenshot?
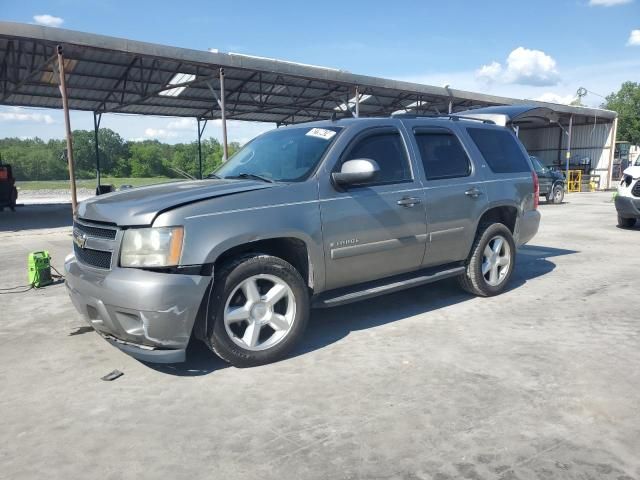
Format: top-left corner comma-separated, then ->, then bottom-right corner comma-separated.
65,114 -> 541,367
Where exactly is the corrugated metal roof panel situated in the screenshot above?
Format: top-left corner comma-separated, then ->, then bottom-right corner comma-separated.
0,21 -> 617,125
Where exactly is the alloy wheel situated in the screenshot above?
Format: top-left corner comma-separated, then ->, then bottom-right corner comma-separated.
481,235 -> 512,287
223,274 -> 296,351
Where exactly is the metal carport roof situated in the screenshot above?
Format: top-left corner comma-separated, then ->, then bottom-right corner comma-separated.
0,21 -> 616,126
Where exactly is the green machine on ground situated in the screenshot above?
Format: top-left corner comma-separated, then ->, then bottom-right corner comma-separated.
28,251 -> 53,288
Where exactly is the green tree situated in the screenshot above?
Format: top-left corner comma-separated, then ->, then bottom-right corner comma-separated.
603,81 -> 640,145
129,141 -> 167,177
1,129 -> 248,181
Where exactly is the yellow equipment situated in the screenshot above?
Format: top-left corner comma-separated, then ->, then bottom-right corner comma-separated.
567,170 -> 582,193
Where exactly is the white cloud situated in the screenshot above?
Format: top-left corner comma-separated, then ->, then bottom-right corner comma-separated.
33,14 -> 64,28
398,58 -> 640,109
504,47 -> 560,86
589,0 -> 633,6
476,61 -> 503,83
144,128 -> 177,139
475,47 -> 560,87
166,118 -> 196,130
535,92 -> 577,105
628,29 -> 640,46
0,108 -> 54,124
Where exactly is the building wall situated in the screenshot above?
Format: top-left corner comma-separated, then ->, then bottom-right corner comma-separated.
630,145 -> 640,166
519,122 -> 614,190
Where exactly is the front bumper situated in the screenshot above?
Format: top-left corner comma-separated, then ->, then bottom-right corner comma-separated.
65,253 -> 211,363
615,195 -> 640,219
516,210 -> 541,246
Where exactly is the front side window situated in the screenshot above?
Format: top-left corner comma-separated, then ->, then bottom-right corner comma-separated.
414,132 -> 471,180
214,126 -> 341,182
467,127 -> 530,174
343,131 -> 411,185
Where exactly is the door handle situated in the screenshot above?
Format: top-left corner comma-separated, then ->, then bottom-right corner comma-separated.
397,196 -> 422,207
464,187 -> 483,198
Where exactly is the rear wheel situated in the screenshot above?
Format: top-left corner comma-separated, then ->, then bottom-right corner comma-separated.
549,184 -> 564,204
617,215 -> 636,228
207,254 -> 309,367
458,222 -> 516,297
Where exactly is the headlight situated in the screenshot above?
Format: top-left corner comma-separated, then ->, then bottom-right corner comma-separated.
120,227 -> 184,268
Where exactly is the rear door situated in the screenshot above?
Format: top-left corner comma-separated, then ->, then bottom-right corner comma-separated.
405,123 -> 488,267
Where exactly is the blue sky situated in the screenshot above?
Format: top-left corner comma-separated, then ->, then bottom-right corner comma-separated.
1,0 -> 639,143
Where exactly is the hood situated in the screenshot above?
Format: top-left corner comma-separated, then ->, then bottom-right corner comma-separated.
623,165 -> 640,179
550,169 -> 565,180
77,179 -> 274,226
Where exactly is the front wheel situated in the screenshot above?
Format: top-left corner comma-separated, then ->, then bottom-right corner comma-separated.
617,215 -> 636,228
458,222 -> 516,297
207,254 -> 309,367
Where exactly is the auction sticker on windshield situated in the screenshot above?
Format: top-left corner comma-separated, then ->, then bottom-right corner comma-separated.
306,128 -> 337,140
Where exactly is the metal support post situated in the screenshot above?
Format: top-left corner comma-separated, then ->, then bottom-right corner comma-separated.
93,112 -> 102,190
565,114 -> 573,185
355,86 -> 360,118
197,118 -> 208,179
607,117 -> 618,189
57,45 -> 78,215
220,68 -> 229,162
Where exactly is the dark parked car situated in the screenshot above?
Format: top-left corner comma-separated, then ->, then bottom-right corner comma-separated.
530,156 -> 564,204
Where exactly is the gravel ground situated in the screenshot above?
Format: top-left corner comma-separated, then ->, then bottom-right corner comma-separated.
0,193 -> 639,480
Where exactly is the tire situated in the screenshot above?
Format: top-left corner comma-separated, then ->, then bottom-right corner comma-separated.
207,254 -> 309,367
617,215 -> 636,228
550,184 -> 564,204
458,222 -> 516,297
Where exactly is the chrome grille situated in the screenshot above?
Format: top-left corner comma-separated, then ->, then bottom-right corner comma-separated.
74,244 -> 113,269
73,218 -> 118,270
73,220 -> 117,239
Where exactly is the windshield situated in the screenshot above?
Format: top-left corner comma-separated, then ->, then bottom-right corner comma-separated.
530,155 -> 544,172
213,126 -> 341,182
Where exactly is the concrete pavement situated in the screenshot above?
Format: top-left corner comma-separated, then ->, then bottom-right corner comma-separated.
0,192 -> 638,480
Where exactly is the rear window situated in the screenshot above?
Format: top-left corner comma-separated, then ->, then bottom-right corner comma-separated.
467,128 -> 530,174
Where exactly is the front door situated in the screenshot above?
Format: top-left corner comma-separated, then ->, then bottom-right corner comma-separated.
319,127 -> 427,290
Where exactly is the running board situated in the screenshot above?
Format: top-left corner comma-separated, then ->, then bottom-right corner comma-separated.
312,265 -> 465,308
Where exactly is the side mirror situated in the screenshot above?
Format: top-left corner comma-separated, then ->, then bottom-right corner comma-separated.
332,158 -> 380,186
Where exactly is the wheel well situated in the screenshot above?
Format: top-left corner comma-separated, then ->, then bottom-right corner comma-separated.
214,238 -> 312,289
478,206 -> 518,233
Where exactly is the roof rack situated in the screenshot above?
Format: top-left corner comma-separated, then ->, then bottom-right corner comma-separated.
391,113 -> 495,124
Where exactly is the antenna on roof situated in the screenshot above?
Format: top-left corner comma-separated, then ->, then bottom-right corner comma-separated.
330,111 -> 337,122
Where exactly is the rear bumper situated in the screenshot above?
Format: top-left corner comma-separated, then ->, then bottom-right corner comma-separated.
65,253 -> 211,363
516,210 -> 541,246
615,195 -> 640,218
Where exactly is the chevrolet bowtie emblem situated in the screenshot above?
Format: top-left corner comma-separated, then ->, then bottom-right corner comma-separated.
73,229 -> 87,249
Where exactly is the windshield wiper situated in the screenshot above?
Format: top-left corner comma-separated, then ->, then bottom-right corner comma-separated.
205,173 -> 221,179
226,173 -> 274,183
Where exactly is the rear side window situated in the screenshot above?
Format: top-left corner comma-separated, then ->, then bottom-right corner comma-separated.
344,131 -> 411,185
414,132 -> 471,180
467,128 -> 530,173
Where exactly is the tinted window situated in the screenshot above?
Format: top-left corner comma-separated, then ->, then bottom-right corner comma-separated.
414,132 -> 471,180
467,128 -> 530,173
344,132 -> 411,185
